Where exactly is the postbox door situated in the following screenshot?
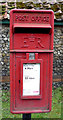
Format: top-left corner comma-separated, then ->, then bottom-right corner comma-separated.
10,52 -> 52,113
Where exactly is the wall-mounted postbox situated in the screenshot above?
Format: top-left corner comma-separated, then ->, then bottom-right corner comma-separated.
10,9 -> 54,113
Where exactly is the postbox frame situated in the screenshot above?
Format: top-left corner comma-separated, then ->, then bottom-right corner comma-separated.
21,53 -> 43,99
10,9 -> 54,51
10,9 -> 54,114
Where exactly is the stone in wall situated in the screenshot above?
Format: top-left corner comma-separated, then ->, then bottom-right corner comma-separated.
53,27 -> 63,78
0,25 -> 2,78
1,25 -> 10,76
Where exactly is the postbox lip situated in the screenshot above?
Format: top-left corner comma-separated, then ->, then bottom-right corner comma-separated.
13,23 -> 52,29
10,9 -> 54,15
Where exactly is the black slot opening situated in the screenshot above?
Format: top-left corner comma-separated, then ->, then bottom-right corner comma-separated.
19,80 -> 20,84
14,28 -> 51,34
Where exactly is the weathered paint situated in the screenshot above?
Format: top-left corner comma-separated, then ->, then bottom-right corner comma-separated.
10,9 -> 54,114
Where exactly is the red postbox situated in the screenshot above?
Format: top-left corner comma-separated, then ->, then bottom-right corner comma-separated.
10,9 -> 54,113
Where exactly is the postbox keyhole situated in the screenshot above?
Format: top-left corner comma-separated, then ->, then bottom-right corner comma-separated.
29,53 -> 35,60
19,80 -> 20,84
26,53 -> 38,60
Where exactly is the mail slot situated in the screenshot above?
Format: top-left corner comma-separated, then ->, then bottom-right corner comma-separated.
10,9 -> 54,113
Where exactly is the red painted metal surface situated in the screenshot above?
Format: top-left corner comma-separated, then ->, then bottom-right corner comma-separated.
10,9 -> 54,113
